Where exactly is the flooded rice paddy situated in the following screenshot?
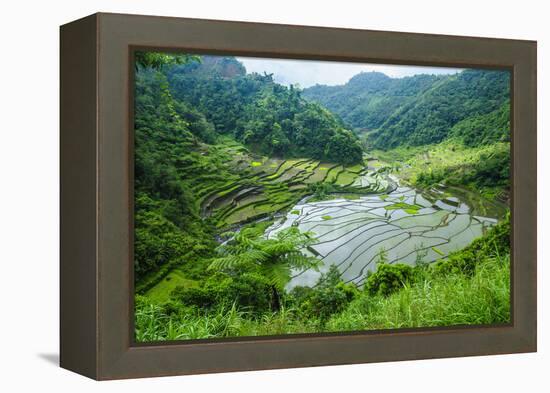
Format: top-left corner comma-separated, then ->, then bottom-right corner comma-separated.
266,182 -> 500,289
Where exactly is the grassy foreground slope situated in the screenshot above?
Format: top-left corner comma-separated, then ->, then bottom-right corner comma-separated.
135,216 -> 510,341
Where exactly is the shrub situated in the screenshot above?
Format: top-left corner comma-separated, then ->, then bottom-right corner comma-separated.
365,263 -> 414,296
170,272 -> 273,313
291,266 -> 359,321
326,253 -> 510,331
433,250 -> 478,276
307,181 -> 337,201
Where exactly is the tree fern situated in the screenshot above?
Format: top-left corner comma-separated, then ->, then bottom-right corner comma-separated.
209,227 -> 320,295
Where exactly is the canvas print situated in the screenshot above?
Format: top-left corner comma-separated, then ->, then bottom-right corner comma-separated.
133,51 -> 511,342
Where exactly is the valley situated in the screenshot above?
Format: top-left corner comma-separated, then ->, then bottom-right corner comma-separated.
133,53 -> 511,341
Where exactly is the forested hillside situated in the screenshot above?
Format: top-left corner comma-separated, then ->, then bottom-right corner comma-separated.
134,53 -> 511,341
303,69 -> 510,149
303,71 -> 442,132
164,56 -> 363,162
134,54 -> 364,283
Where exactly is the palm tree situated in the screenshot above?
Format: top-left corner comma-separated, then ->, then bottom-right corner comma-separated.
209,227 -> 320,311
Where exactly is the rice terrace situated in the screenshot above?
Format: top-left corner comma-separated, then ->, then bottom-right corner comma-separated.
133,52 -> 511,341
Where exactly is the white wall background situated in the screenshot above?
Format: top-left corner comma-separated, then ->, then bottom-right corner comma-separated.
0,0 -> 547,390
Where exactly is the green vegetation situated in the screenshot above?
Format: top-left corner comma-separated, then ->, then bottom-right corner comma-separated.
165,55 -> 363,164
209,226 -> 320,310
414,144 -> 510,198
135,216 -> 510,340
384,202 -> 422,211
133,52 -> 511,342
373,141 -> 510,201
449,101 -> 510,147
327,253 -> 509,330
365,263 -> 414,296
304,72 -> 441,132
133,53 -> 375,285
304,69 -> 510,149
306,68 -> 511,200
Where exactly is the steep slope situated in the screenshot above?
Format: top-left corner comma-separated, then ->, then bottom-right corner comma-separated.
133,55 -> 366,285
164,56 -> 363,163
303,71 -> 441,131
303,69 -> 510,150
371,69 -> 510,148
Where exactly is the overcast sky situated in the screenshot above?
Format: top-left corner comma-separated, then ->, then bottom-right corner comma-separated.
236,56 -> 462,88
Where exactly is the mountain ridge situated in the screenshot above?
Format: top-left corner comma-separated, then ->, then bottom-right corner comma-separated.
303,69 -> 510,149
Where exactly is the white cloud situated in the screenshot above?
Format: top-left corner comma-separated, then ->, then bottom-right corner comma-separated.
236,56 -> 462,88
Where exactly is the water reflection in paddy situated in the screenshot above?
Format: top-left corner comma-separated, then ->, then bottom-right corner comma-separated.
265,186 -> 498,289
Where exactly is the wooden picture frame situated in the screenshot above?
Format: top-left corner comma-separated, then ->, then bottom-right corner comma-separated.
60,12 -> 537,380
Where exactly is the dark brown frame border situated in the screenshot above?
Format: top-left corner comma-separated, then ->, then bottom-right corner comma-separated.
60,12 -> 537,380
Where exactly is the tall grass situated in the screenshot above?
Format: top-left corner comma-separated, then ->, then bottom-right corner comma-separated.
135,302 -> 248,341
135,301 -> 319,341
135,251 -> 510,341
326,254 -> 510,331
